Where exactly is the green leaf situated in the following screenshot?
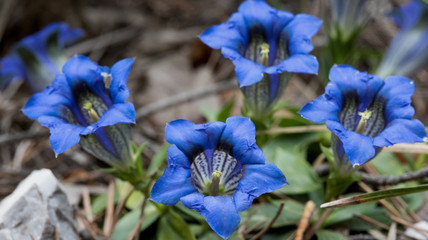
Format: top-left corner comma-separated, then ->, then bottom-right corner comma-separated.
148,143 -> 170,174
174,202 -> 206,222
402,192 -> 425,212
370,151 -> 404,175
200,105 -> 219,122
111,201 -> 161,240
217,96 -> 235,122
320,144 -> 335,167
349,207 -> 392,231
240,200 -> 304,229
316,230 -> 350,240
265,147 -> 321,194
91,193 -> 108,215
157,208 -> 196,240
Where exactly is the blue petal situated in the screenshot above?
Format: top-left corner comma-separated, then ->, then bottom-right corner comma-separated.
199,13 -> 248,53
373,119 -> 426,147
0,55 -> 27,89
299,82 -> 342,123
150,165 -> 195,205
238,0 -> 294,41
22,84 -> 72,120
62,55 -> 99,88
181,193 -> 240,239
327,120 -> 376,165
265,54 -> 319,75
110,58 -> 134,103
37,116 -> 85,154
329,65 -> 384,111
165,119 -> 226,158
81,102 -> 135,135
166,145 -> 191,168
378,76 -> 415,123
390,0 -> 424,30
220,116 -> 265,165
221,47 -> 265,87
234,163 -> 286,211
282,14 -> 322,55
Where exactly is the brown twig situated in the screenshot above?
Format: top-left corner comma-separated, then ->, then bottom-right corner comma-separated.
295,201 -> 316,240
0,131 -> 49,146
249,203 -> 284,240
303,208 -> 332,240
238,208 -> 257,238
359,166 -> 428,186
354,214 -> 410,238
65,27 -> 140,56
82,187 -> 94,222
112,184 -> 136,228
135,80 -> 237,120
127,194 -> 149,240
243,220 -> 267,236
256,125 -> 327,135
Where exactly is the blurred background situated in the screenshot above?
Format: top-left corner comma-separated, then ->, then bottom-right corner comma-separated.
1,0 -> 427,231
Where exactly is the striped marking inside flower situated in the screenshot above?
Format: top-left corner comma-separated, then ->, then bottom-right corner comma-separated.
191,150 -> 243,196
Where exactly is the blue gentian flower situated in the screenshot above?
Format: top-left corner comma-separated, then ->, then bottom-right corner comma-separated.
200,0 -> 321,119
299,65 -> 426,166
328,0 -> 383,43
377,0 -> 428,77
150,116 -> 286,239
23,55 -> 136,170
0,22 -> 83,92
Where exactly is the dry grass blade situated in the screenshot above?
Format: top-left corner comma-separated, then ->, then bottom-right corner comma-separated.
387,222 -> 397,240
256,125 -> 327,135
82,187 -> 94,222
295,201 -> 316,240
135,79 -> 237,120
103,181 -> 115,237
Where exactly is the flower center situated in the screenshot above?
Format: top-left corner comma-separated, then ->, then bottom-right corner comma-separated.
190,150 -> 243,196
339,96 -> 386,138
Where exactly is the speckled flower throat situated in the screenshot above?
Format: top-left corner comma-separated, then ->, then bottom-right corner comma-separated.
191,150 -> 243,196
339,94 -> 386,138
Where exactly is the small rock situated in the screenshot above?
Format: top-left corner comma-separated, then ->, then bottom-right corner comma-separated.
405,221 -> 428,240
0,169 -> 79,240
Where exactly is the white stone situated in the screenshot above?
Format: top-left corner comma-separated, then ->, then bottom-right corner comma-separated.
405,221 -> 428,240
0,169 -> 79,240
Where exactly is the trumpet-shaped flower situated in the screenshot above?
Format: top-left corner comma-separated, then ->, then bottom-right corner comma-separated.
328,0 -> 386,43
23,55 -> 135,170
0,23 -> 83,92
200,0 -> 321,119
377,0 -> 428,78
150,116 -> 286,239
300,65 -> 426,166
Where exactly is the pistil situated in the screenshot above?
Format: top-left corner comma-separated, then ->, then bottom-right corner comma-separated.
83,102 -> 100,122
209,170 -> 222,196
260,43 -> 270,67
355,109 -> 372,134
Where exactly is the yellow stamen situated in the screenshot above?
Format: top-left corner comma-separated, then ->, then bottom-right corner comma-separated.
355,109 -> 372,134
260,43 -> 270,67
83,102 -> 100,122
